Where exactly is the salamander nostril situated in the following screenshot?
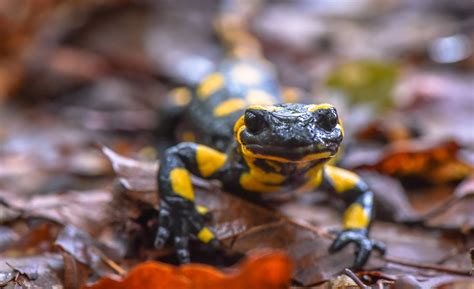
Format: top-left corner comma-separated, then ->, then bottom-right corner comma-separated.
314,107 -> 338,131
244,110 -> 266,134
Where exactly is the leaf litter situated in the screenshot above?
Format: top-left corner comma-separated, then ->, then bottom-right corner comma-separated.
0,0 -> 473,288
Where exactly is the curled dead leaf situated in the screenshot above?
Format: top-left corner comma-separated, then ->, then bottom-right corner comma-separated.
346,140 -> 472,183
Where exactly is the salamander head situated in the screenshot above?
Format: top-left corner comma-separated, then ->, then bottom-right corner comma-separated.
234,103 -> 343,163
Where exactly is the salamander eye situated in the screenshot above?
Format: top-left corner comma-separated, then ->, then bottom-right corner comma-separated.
314,107 -> 338,131
244,111 -> 266,134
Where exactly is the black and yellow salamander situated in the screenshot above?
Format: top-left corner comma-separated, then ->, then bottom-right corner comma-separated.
155,0 -> 384,269
154,58 -> 385,269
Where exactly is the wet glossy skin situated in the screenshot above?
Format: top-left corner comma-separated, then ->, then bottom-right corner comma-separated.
155,59 -> 385,269
236,103 -> 343,162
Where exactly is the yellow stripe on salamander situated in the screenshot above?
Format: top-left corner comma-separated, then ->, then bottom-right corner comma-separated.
307,103 -> 334,112
325,165 -> 360,193
343,203 -> 369,229
213,98 -> 247,117
239,142 -> 333,163
233,115 -> 245,136
170,168 -> 194,200
196,145 -> 227,177
245,157 -> 286,185
197,73 -> 225,99
296,165 -> 324,193
245,89 -> 275,105
247,104 -> 281,112
240,172 -> 281,193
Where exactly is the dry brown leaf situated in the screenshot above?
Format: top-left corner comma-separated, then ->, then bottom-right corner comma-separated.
55,224 -> 120,277
0,254 -> 64,288
420,176 -> 474,230
347,140 -> 472,183
3,190 -> 112,235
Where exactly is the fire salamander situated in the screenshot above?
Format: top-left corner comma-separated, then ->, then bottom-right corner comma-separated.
155,58 -> 385,269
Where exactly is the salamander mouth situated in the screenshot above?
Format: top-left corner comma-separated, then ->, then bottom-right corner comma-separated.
243,143 -> 339,161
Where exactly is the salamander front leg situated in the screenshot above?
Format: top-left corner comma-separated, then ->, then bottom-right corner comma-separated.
328,190 -> 386,268
155,142 -> 226,263
323,166 -> 386,269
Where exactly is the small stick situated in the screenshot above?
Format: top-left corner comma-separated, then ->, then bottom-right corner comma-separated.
420,177 -> 474,221
419,195 -> 461,220
357,271 -> 396,281
94,248 -> 127,276
344,268 -> 368,289
283,216 -> 334,239
384,256 -> 470,276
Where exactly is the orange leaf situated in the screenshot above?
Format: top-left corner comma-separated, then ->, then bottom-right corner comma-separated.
354,140 -> 473,183
82,250 -> 292,289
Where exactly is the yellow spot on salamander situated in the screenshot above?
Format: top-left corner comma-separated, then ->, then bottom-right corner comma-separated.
244,157 -> 286,185
338,119 -> 345,137
247,104 -> 281,112
245,89 -> 275,105
197,227 -> 214,243
196,205 -> 209,215
233,115 -> 245,135
197,73 -> 225,99
213,98 -> 247,117
297,165 -> 324,192
170,168 -> 194,200
325,166 -> 360,193
343,203 -> 369,229
240,172 -> 281,193
170,87 -> 192,106
307,103 -> 334,112
238,139 -> 332,163
196,145 -> 227,177
230,63 -> 262,85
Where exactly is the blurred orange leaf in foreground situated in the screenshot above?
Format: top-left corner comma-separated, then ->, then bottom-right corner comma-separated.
82,251 -> 292,289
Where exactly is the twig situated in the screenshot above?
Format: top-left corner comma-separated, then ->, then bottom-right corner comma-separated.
282,216 -> 334,239
419,195 -> 461,220
357,271 -> 396,281
93,248 -> 127,276
219,220 -> 285,244
419,178 -> 474,221
344,268 -> 368,289
384,256 -> 470,276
